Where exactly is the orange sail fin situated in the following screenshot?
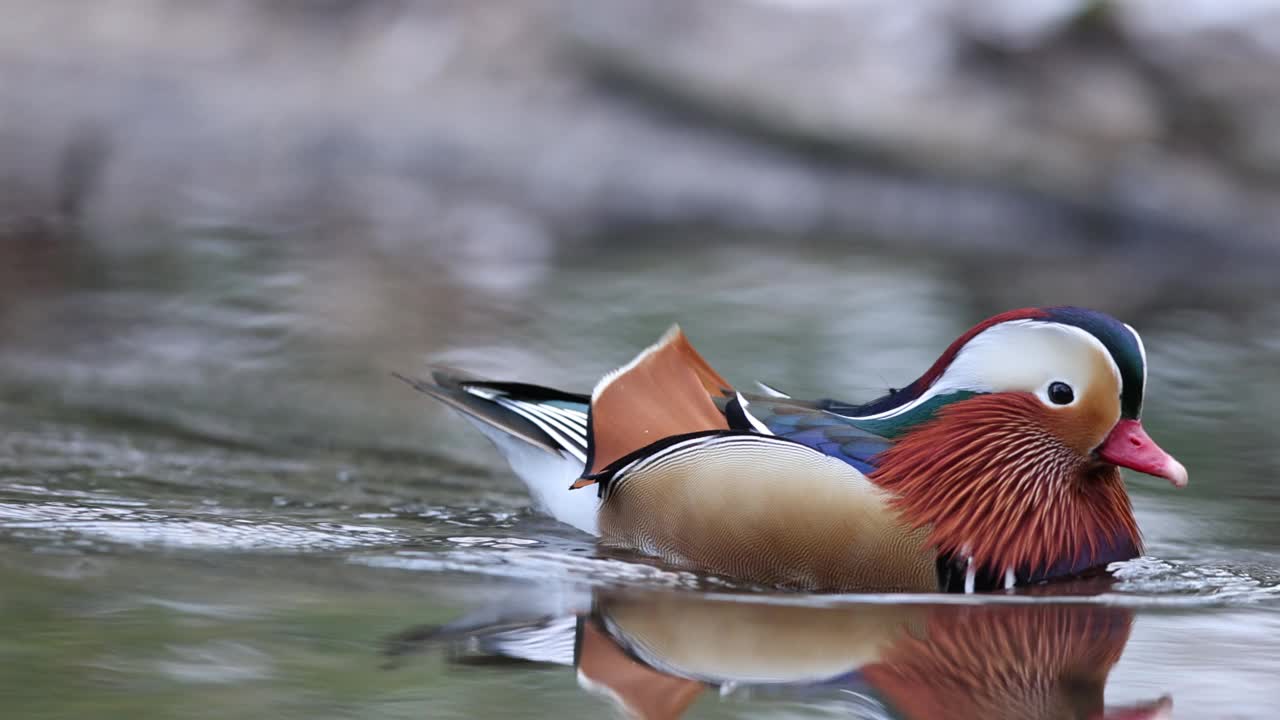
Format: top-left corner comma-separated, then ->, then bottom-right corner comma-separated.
581,325 -> 732,478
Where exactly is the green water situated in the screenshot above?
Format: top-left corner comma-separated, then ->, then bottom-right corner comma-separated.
2,227 -> 1278,718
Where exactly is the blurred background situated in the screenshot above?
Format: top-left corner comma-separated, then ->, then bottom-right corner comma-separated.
5,0 -> 1280,453
2,1 -> 1280,718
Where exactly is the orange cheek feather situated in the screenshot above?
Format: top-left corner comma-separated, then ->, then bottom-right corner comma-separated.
1047,353 -> 1122,455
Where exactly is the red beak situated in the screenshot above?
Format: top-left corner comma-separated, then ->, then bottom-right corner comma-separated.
1097,419 -> 1188,488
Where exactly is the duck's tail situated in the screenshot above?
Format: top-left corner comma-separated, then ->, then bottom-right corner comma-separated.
395,369 -> 599,534
399,325 -> 740,534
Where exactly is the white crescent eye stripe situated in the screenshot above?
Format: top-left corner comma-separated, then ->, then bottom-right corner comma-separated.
838,319 -> 1124,420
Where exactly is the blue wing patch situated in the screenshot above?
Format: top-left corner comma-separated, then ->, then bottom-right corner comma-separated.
749,400 -> 893,474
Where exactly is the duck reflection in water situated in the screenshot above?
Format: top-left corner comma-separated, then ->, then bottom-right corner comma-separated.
388,590 -> 1172,720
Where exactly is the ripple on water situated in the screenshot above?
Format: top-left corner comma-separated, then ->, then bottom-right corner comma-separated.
89,641 -> 273,685
4,492 -> 1277,608
0,479 -> 150,507
350,544 -> 1280,609
0,501 -> 406,552
1110,556 -> 1280,605
445,536 -> 542,549
352,548 -> 724,590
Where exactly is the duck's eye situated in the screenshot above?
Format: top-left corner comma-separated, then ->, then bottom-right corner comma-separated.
1047,381 -> 1074,405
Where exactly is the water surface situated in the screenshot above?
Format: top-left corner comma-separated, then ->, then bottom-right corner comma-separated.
2,227 -> 1278,718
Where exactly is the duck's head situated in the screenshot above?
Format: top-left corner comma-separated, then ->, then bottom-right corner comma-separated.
857,307 -> 1186,584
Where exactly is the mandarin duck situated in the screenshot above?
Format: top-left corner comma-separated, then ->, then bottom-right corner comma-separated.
400,307 -> 1188,592
399,590 -> 1172,720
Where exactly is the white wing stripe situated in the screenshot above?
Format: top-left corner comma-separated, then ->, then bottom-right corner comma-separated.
496,398 -> 589,463
734,392 -> 773,435
510,401 -> 589,452
538,404 -> 589,430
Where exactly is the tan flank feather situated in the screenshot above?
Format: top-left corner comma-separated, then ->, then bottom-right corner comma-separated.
575,326 -> 935,590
